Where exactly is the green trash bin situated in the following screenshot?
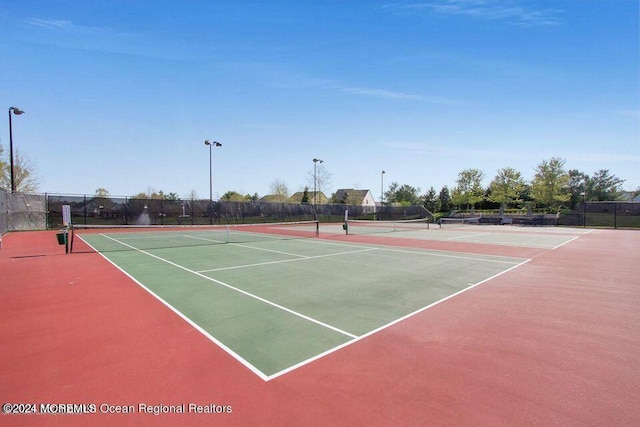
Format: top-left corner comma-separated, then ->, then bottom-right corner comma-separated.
56,231 -> 67,245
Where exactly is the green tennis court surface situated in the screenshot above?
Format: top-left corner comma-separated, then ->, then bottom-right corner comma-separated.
344,221 -> 589,249
79,228 -> 528,380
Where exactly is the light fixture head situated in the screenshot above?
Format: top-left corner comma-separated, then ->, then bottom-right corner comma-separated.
9,107 -> 24,115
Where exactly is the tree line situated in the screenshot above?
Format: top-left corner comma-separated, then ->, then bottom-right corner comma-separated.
1,147 -> 632,214
384,157 -> 629,213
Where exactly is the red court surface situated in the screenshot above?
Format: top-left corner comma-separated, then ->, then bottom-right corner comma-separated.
1,228 -> 639,426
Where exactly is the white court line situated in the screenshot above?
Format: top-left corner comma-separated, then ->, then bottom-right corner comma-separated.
551,234 -> 584,249
79,235 -> 272,381
266,257 -> 532,381
184,234 -> 310,259
198,248 -> 379,273
99,234 -> 359,343
83,231 -> 532,382
303,238 -> 525,264
379,246 -> 523,264
446,232 -> 490,240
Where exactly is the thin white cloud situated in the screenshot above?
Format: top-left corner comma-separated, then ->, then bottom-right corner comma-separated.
25,18 -> 73,31
275,76 -> 464,105
22,17 -> 193,61
24,17 -> 131,36
385,0 -> 564,27
341,86 -> 424,100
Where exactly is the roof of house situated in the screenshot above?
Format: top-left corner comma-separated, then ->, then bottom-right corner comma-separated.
259,194 -> 289,203
289,191 -> 328,204
334,189 -> 372,204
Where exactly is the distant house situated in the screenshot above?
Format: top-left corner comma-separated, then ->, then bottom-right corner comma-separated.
259,194 -> 289,203
620,191 -> 635,201
289,191 -> 328,204
609,191 -> 640,202
333,189 -> 376,212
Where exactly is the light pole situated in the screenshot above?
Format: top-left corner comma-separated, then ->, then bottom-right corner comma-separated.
8,107 -> 25,193
313,158 -> 323,207
204,140 -> 222,224
581,191 -> 586,228
381,170 -> 386,205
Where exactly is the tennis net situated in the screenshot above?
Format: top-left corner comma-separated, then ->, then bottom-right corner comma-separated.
70,220 -> 319,253
438,217 -> 481,228
345,218 -> 431,236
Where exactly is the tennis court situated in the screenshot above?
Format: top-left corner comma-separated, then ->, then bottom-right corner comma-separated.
2,222 -> 639,426
75,222 -> 528,380
343,219 -> 589,249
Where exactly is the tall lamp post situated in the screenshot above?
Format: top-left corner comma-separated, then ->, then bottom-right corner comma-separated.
204,140 -> 222,224
8,107 -> 25,193
581,191 -> 586,228
381,170 -> 386,205
313,158 -> 323,207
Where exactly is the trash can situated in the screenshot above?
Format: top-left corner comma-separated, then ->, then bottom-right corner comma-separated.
56,232 -> 66,245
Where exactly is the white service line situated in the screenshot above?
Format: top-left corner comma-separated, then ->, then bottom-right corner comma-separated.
198,248 -> 379,273
266,257 -> 533,381
446,232 -> 490,240
100,233 -> 359,341
184,234 -> 309,258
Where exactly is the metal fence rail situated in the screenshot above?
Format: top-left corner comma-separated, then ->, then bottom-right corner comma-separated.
0,189 -> 7,246
44,194 -> 433,229
558,201 -> 640,229
3,192 -> 635,233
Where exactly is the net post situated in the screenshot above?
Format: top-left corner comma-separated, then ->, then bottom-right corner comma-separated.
62,205 -> 72,254
343,210 -> 349,235
68,225 -> 74,254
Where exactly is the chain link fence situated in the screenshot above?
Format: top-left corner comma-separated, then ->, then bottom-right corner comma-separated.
558,201 -> 640,229
0,189 -> 7,245
1,190 -> 47,232
3,192 -> 636,232
44,194 -> 432,229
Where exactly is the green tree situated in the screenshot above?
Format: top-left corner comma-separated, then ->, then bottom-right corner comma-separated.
530,157 -> 570,209
385,182 -> 421,205
131,188 -> 178,200
489,167 -> 526,208
568,169 -> 589,209
587,169 -> 624,201
221,191 -> 247,202
301,187 -> 310,204
438,186 -> 451,212
422,186 -> 439,213
451,169 -> 484,210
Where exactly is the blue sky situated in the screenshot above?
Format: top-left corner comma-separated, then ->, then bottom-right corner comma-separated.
1,0 -> 638,199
